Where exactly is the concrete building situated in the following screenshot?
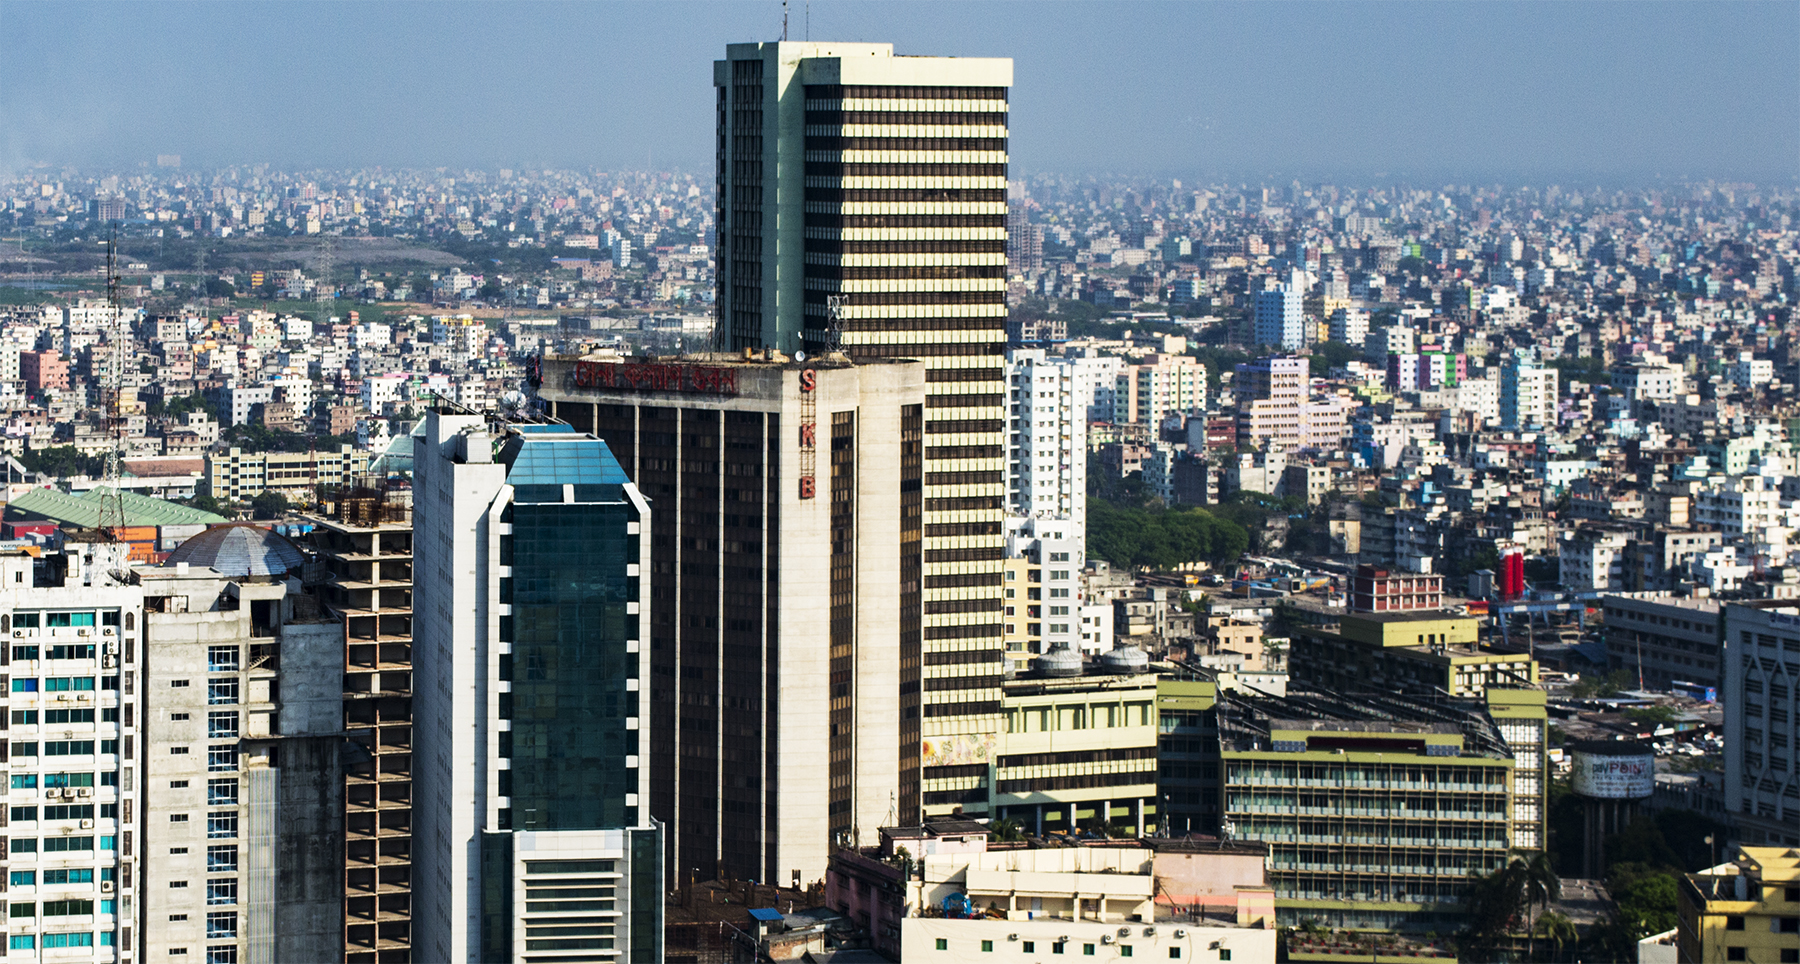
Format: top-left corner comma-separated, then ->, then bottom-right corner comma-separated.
136,538 -> 345,964
1600,596 -> 1723,692
1006,349 -> 1087,532
1500,357 -> 1558,430
1234,356 -> 1349,452
413,412 -> 662,962
308,487 -> 416,962
20,350 -> 70,392
1676,846 -> 1800,964
202,446 -> 370,502
1254,270 -> 1306,350
537,352 -> 924,887
1720,603 -> 1800,848
714,41 -> 1014,821
994,659 -> 1161,838
1288,612 -> 1538,698
1559,526 -> 1634,592
1216,687 -> 1548,931
1348,565 -> 1444,614
0,540 -> 140,964
825,822 -> 1277,963
1001,519 -> 1085,669
1113,354 -> 1205,431
1157,678 -> 1222,837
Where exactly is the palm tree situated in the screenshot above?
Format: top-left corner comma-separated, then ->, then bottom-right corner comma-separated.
1532,911 -> 1578,963
1521,851 -> 1562,958
988,817 -> 1025,842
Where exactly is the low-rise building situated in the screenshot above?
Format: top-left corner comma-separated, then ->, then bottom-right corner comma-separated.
202,445 -> 370,501
1289,612 -> 1537,697
1601,595 -> 1723,692
1675,846 -> 1800,964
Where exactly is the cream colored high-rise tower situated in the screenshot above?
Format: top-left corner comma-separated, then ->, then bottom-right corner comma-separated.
715,42 -> 1012,820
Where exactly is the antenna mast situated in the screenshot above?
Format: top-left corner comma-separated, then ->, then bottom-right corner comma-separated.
98,224 -> 129,540
782,0 -> 789,40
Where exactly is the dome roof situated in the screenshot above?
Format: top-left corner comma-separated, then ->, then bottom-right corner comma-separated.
164,524 -> 305,577
1035,643 -> 1084,678
1098,644 -> 1150,675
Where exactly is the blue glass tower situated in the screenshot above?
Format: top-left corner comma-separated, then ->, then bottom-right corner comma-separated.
414,413 -> 662,963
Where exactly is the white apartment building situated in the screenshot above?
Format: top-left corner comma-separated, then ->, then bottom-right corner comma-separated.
1721,604 -> 1800,847
1114,355 -> 1205,429
358,373 -> 407,416
1362,322 -> 1415,362
1254,270 -> 1306,350
1453,376 -> 1501,425
1007,350 -> 1087,531
1558,527 -> 1633,592
1500,358 -> 1558,430
1066,351 -> 1124,423
1005,519 -> 1086,661
1730,352 -> 1775,392
0,541 -> 140,964
1328,307 -> 1369,347
1695,475 -> 1800,536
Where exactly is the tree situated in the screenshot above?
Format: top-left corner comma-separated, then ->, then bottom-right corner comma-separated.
204,278 -> 235,298
1532,911 -> 1578,963
184,493 -> 226,516
988,818 -> 1025,842
18,446 -> 106,479
250,491 -> 290,521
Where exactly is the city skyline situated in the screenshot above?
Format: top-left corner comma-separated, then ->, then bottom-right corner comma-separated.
3,1 -> 1795,181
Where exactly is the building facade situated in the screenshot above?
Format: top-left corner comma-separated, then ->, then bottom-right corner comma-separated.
1720,603 -> 1800,848
1675,846 -> 1800,964
714,41 -> 1015,821
202,447 -> 370,502
0,542 -> 140,964
1006,349 -> 1087,532
1600,595 -> 1722,692
538,352 -> 924,887
413,412 -> 662,962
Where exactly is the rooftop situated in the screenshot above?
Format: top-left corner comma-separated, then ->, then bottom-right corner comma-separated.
5,485 -> 228,528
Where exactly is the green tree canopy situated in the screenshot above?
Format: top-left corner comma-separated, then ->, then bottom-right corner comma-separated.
1087,501 -> 1248,570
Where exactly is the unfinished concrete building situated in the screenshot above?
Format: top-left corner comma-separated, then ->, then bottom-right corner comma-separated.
308,482 -> 414,962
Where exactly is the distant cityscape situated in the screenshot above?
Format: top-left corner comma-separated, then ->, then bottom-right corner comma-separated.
0,35 -> 1795,964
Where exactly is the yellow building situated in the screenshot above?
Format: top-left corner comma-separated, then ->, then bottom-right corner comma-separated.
1291,612 -> 1538,698
203,445 -> 370,502
1677,846 -> 1800,963
1002,555 -> 1042,672
996,665 -> 1162,837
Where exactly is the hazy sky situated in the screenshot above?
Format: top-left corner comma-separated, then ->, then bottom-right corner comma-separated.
4,1 -> 1796,182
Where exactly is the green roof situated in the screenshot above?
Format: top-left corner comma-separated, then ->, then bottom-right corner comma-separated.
5,486 -> 228,528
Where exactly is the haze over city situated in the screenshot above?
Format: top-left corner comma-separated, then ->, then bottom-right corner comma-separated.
4,0 -> 1796,180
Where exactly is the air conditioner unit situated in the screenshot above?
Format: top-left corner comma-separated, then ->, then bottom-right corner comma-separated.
1007,934 -> 1018,942
56,694 -> 70,701
76,788 -> 91,798
11,631 -> 22,638
1173,930 -> 1187,939
76,629 -> 89,637
79,819 -> 93,829
1143,927 -> 1156,937
102,628 -> 114,636
102,656 -> 116,669
1101,935 -> 1115,945
102,642 -> 118,655
1117,928 -> 1131,939
100,881 -> 113,893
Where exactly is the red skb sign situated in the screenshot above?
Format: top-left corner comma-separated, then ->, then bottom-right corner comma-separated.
571,360 -> 739,395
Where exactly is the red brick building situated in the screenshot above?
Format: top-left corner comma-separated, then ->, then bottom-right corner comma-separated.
1348,564 -> 1443,613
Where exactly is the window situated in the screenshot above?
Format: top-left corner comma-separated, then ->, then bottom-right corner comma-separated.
9,710 -> 35,725
1023,942 -> 1036,953
1779,950 -> 1798,964
8,936 -> 33,951
171,814 -> 190,823
206,948 -> 238,964
170,847 -> 189,855
1170,951 -> 1182,960
1219,951 -> 1231,961
208,746 -> 238,772
935,938 -> 948,951
207,712 -> 239,738
207,646 -> 239,672
205,911 -> 238,939
43,869 -> 93,885
1084,944 -> 1097,956
8,871 -> 33,886
43,677 -> 95,692
44,740 -> 95,756
10,839 -> 35,853
170,880 -> 189,888
11,646 -> 37,661
171,713 -> 190,721
171,679 -> 191,688
9,806 -> 36,822
43,805 -> 94,821
1727,949 -> 1746,962
1727,916 -> 1745,930
42,898 -> 94,916
100,835 -> 115,851
207,845 -> 238,872
8,775 -> 35,790
44,709 -> 94,724
207,812 -> 238,839
172,780 -> 190,789
208,680 -> 239,706
42,836 -> 92,853
1121,947 -> 1133,957
10,678 -> 35,692
207,879 -> 237,906
43,773 -> 94,788
42,933 -> 95,948
982,940 -> 994,952
8,903 -> 32,918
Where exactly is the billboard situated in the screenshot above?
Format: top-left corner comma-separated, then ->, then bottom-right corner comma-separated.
1571,747 -> 1655,799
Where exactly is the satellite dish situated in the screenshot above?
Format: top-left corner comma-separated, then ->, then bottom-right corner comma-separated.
499,390 -> 528,413
794,349 -> 807,362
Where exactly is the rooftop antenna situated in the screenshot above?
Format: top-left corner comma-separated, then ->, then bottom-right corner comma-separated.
97,224 -> 129,541
782,0 -> 789,40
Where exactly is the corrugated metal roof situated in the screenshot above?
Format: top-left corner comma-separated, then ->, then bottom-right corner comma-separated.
162,523 -> 304,576
5,486 -> 228,528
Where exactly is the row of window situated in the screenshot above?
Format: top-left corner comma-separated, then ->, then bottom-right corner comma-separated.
6,836 -> 117,853
9,645 -> 98,661
8,804 -> 114,821
8,868 -> 115,885
9,677 -> 102,692
8,741 -> 109,757
9,773 -> 104,789
933,937 -> 1207,958
7,933 -> 116,950
10,709 -> 110,725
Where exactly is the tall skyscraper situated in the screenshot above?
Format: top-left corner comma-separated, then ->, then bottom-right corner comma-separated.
1722,603 -> 1800,847
715,42 -> 1013,820
414,413 -> 662,962
536,352 -> 926,886
1005,349 -> 1086,532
